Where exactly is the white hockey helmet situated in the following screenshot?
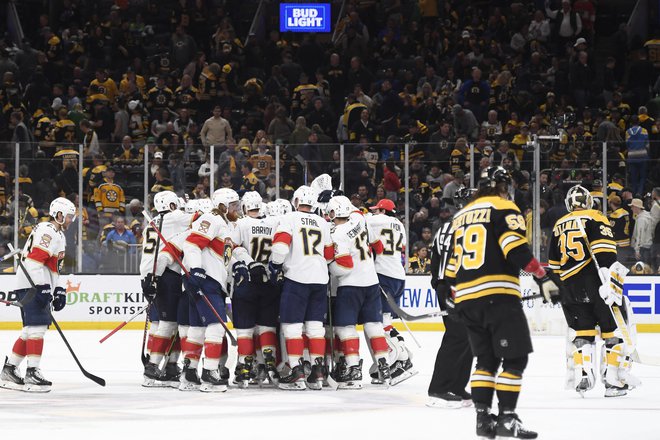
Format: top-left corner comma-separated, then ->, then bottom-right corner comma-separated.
154,191 -> 180,213
49,197 -> 76,224
185,198 -> 214,214
565,185 -> 593,212
292,185 -> 317,209
241,191 -> 263,214
326,195 -> 354,221
267,199 -> 292,217
212,188 -> 240,209
310,173 -> 333,194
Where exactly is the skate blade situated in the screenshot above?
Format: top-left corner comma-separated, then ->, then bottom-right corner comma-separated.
604,390 -> 628,398
278,381 -> 307,391
178,382 -> 200,391
0,381 -> 26,392
163,380 -> 180,389
461,399 -> 473,408
305,380 -> 323,390
22,383 -> 51,393
390,368 -> 418,386
337,382 -> 362,390
425,397 -> 462,409
325,376 -> 339,390
142,377 -> 168,388
233,380 -> 249,389
200,383 -> 228,393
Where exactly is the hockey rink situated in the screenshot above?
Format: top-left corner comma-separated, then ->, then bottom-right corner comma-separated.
0,330 -> 658,440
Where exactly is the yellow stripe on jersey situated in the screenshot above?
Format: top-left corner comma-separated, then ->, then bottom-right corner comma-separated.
615,239 -> 630,247
559,257 -> 592,281
456,274 -> 519,291
601,331 -> 617,339
455,287 -> 521,303
499,231 -> 528,257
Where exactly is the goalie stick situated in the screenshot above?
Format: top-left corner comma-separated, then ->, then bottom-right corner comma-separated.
142,210 -> 237,346
7,244 -> 106,387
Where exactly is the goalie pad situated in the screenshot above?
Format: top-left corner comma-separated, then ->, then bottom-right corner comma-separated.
601,342 -> 641,389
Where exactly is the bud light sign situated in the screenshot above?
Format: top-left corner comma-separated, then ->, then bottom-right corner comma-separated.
280,3 -> 331,33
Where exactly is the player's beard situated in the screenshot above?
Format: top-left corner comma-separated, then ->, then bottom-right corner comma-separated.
226,211 -> 239,222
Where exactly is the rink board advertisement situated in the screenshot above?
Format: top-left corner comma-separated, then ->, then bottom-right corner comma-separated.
0,275 -> 659,331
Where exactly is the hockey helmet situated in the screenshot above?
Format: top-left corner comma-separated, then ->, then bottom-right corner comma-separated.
268,199 -> 293,217
49,197 -> 76,224
478,166 -> 511,189
565,185 -> 593,212
154,191 -> 180,213
326,195 -> 354,221
292,185 -> 317,209
241,191 -> 263,214
454,186 -> 477,209
212,188 -> 240,209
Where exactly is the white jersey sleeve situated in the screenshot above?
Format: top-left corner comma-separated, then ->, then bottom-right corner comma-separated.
16,222 -> 66,289
271,211 -> 333,284
367,214 -> 406,280
182,212 -> 230,285
332,216 -> 380,287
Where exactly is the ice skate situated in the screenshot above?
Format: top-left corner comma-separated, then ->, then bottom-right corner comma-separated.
0,358 -> 25,392
495,412 -> 538,439
200,368 -> 228,392
376,357 -> 391,387
142,362 -> 166,388
233,355 -> 254,389
178,359 -> 201,391
161,363 -> 181,388
458,390 -> 473,407
23,367 -> 52,393
604,384 -> 628,398
390,359 -> 418,386
263,348 -> 280,385
476,406 -> 496,439
425,392 -> 463,409
306,357 -> 324,390
336,359 -> 362,390
278,360 -> 306,391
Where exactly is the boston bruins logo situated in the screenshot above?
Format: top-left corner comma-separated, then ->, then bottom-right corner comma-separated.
106,190 -> 118,202
157,94 -> 167,104
180,93 -> 192,104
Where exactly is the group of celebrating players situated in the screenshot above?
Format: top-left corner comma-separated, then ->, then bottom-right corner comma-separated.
1,173 -> 416,394
0,165 -> 644,439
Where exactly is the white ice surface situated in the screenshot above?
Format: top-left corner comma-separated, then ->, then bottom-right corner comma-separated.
0,330 -> 658,440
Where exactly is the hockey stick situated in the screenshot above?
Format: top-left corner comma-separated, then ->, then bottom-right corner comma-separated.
7,244 -> 106,387
574,221 -> 660,367
142,210 -> 237,346
379,286 -> 447,321
398,318 -> 421,348
325,288 -> 339,390
99,303 -> 150,343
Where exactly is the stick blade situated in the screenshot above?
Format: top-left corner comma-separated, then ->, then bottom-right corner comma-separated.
85,372 -> 106,387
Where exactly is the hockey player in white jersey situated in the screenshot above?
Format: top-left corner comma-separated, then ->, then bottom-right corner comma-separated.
140,191 -> 194,387
231,191 -> 281,387
270,185 -> 335,390
180,188 -> 238,392
326,196 -> 391,388
1,197 -> 76,392
367,199 -> 416,384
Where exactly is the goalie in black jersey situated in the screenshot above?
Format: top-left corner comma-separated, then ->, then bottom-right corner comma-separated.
444,166 -> 560,439
548,185 -> 640,397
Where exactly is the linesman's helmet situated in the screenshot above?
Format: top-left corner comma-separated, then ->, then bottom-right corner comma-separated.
478,166 -> 511,189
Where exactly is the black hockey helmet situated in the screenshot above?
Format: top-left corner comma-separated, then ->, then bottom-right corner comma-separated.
478,166 -> 511,189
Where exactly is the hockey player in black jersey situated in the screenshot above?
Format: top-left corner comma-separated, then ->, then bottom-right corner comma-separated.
548,185 -> 640,397
444,167 -> 560,439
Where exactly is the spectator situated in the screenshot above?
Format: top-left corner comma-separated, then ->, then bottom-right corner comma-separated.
267,107 -> 295,143
125,199 -> 144,226
249,141 -> 274,178
94,167 -> 126,226
10,112 -> 32,160
413,227 -> 433,253
150,167 -> 175,195
103,216 -> 137,269
409,246 -> 431,274
81,119 -> 100,158
545,0 -> 582,49
452,104 -> 479,141
201,105 -> 232,147
458,68 -> 490,122
631,198 -> 653,264
443,171 -> 465,204
626,116 -> 650,196
113,135 -> 140,169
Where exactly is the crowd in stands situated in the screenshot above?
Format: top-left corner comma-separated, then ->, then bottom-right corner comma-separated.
0,0 -> 658,273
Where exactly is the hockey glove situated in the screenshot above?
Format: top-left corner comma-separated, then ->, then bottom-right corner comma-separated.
188,268 -> 207,291
430,276 -> 440,291
248,261 -> 269,284
232,261 -> 249,287
52,286 -> 66,311
536,271 -> 561,305
33,285 -> 52,308
268,261 -> 284,286
141,274 -> 157,303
